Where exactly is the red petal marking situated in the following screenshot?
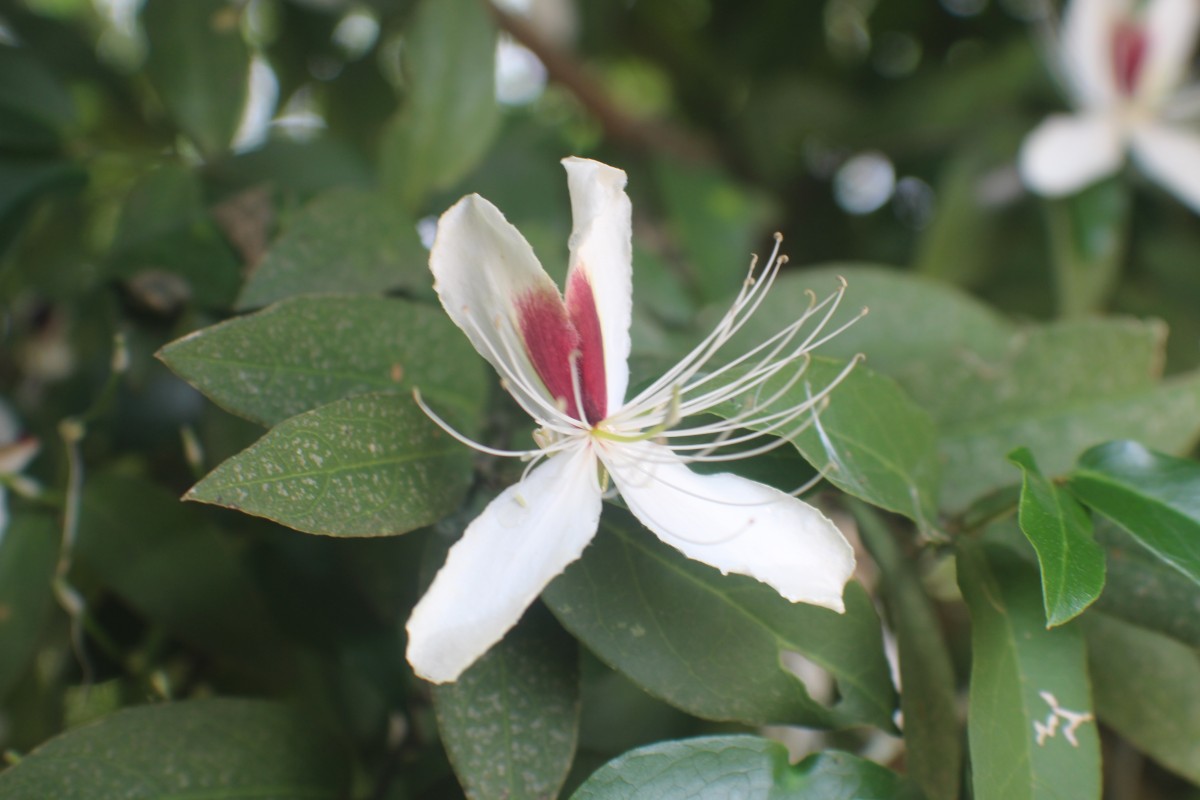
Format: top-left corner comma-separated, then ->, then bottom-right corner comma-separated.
565,269 -> 607,423
1112,21 -> 1148,97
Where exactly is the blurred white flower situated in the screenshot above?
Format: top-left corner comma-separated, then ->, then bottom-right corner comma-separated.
1019,0 -> 1200,210
0,401 -> 40,547
406,158 -> 858,684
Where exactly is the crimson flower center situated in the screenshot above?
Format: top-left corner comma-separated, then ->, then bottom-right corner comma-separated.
1112,20 -> 1148,97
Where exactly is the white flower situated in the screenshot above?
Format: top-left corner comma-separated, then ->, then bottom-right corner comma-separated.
405,157 -> 858,684
1019,0 -> 1200,210
0,400 -> 39,548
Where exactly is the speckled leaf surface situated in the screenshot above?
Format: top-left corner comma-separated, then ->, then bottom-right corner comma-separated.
543,510 -> 896,730
187,392 -> 471,536
572,737 -> 920,800
160,294 -> 487,429
434,607 -> 579,800
236,189 -> 428,310
0,513 -> 57,700
0,698 -> 348,799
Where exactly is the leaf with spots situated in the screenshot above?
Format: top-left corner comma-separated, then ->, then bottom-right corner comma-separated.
0,698 -> 348,799
159,295 -> 487,430
543,508 -> 896,730
434,605 -> 579,800
187,392 -> 472,536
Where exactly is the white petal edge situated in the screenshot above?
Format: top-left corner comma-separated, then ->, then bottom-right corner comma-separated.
1139,0 -> 1200,106
600,440 -> 855,612
1019,112 -> 1126,196
429,193 -> 562,416
406,443 -> 602,683
562,157 -> 634,412
1130,122 -> 1200,212
1060,0 -> 1126,109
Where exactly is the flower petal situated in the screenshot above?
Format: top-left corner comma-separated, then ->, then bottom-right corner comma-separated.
430,193 -> 565,417
1019,112 -> 1125,196
406,444 -> 602,683
601,440 -> 855,612
1131,122 -> 1200,212
563,157 -> 633,412
1139,0 -> 1200,104
1060,0 -> 1125,109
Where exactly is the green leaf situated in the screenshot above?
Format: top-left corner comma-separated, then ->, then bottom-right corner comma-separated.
1009,447 -> 1105,627
434,606 -> 579,800
236,189 -> 428,310
0,44 -> 75,148
543,509 -> 896,730
159,295 -> 487,429
380,0 -> 499,208
0,698 -> 349,799
142,0 -> 250,159
572,737 -> 920,800
187,392 -> 471,536
853,503 -> 960,800
1068,441 -> 1200,586
0,514 -> 57,700
957,541 -> 1101,800
1084,613 -> 1200,784
74,473 -> 284,661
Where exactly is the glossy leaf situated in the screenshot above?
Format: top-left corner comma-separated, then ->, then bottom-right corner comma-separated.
957,541 -> 1101,800
853,503 -> 960,800
0,513 -> 57,700
0,698 -> 348,798
380,0 -> 499,208
187,392 -> 471,536
1084,613 -> 1200,784
572,736 -> 920,800
141,0 -> 249,158
1009,447 -> 1104,626
159,295 -> 487,429
434,607 -> 579,800
236,189 -> 428,310
543,509 -> 896,730
1069,441 -> 1200,586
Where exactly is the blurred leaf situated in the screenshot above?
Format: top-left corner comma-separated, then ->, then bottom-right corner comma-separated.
75,473 -> 284,661
434,606 -> 579,800
160,295 -> 486,428
0,44 -> 75,149
236,189 -> 428,309
208,138 -> 373,196
1093,519 -> 1200,647
142,0 -> 250,159
0,698 -> 349,798
914,149 -> 996,287
543,509 -> 896,730
957,541 -> 1101,800
1009,447 -> 1104,627
854,503 -> 960,800
0,155 -> 85,250
572,737 -> 920,800
380,0 -> 499,209
653,159 -> 774,303
1069,441 -> 1200,586
1047,179 -> 1128,318
187,392 -> 471,536
0,514 -> 57,700
1084,613 -> 1200,784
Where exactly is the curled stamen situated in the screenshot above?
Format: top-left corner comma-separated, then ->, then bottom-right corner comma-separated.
413,388 -> 577,460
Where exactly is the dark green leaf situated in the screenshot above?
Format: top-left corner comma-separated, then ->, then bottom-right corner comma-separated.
0,44 -> 75,148
853,503 -> 960,800
543,509 -> 896,729
0,698 -> 348,799
1009,447 -> 1104,626
75,473 -> 284,661
572,737 -> 920,800
434,607 -> 579,800
0,514 -> 57,700
1069,441 -> 1200,586
1084,613 -> 1200,784
957,541 -> 1101,800
380,0 -> 499,208
236,189 -> 428,310
159,295 -> 487,429
142,0 -> 250,158
187,392 -> 471,536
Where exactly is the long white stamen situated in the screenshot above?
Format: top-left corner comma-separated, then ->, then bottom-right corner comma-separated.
413,389 -> 575,459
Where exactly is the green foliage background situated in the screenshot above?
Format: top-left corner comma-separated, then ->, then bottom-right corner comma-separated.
1,0 -> 1199,798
